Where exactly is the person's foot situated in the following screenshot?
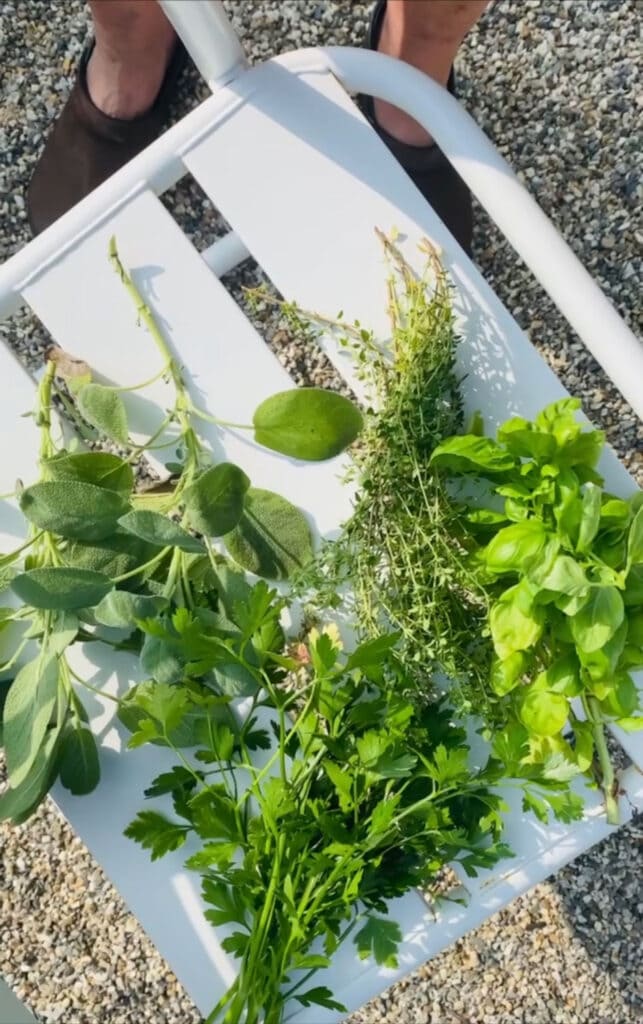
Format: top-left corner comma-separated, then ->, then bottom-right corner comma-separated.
359,0 -> 474,254
26,39 -> 186,236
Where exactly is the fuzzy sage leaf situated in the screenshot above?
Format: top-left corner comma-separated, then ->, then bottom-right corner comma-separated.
20,480 -> 129,542
224,487 -> 313,580
183,463 -> 250,537
76,383 -> 129,445
11,567 -> 114,611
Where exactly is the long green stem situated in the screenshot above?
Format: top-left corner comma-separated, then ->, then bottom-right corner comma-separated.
583,695 -> 619,825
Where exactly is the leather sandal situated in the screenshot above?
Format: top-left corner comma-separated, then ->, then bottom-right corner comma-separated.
358,0 -> 474,254
27,40 -> 187,236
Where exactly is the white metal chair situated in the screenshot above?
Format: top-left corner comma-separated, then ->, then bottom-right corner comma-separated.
0,2 -> 641,1020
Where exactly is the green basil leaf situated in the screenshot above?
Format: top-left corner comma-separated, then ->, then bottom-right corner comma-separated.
577,619 -> 627,682
519,688 -> 569,736
93,589 -> 167,629
11,567 -> 113,611
534,398 -> 582,442
483,521 -> 548,575
627,505 -> 643,566
570,585 -> 624,652
571,720 -> 594,771
614,716 -> 643,732
557,429 -> 605,470
183,463 -> 250,537
20,480 -> 129,542
76,383 -> 129,445
497,420 -> 556,462
599,497 -> 631,530
489,651 -> 527,696
253,388 -> 363,461
624,564 -> 643,607
542,653 -> 582,696
0,725 -> 62,823
536,555 -> 589,598
600,673 -> 639,719
59,726 -> 100,796
3,656 -> 58,787
430,435 -> 516,476
577,483 -> 602,553
489,582 -> 545,659
224,488 -> 313,580
118,509 -> 204,553
44,451 -> 134,494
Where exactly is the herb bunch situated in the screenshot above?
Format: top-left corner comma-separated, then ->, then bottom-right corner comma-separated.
124,614 -> 510,1024
297,237 -> 493,709
431,399 -> 643,823
0,239 -> 363,822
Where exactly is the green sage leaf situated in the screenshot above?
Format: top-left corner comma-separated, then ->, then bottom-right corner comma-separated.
11,567 -> 113,611
0,725 -> 61,823
253,387 -> 363,461
3,656 -> 59,787
59,726 -> 100,796
44,451 -> 134,494
20,480 -> 129,542
94,589 -> 167,629
183,463 -> 250,537
119,509 -> 204,553
76,383 -> 129,445
63,530 -> 159,581
224,487 -> 313,580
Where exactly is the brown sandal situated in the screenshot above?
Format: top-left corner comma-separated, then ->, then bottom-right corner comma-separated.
358,0 -> 474,254
27,40 -> 188,236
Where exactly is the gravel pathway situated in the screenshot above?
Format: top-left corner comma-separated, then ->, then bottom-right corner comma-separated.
1,1 -> 641,1023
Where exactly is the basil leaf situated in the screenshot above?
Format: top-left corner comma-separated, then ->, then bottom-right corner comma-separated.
536,555 -> 589,598
489,582 -> 545,659
519,688 -> 569,737
76,383 -> 129,445
183,463 -> 250,537
577,483 -> 602,553
600,673 -> 639,718
20,480 -> 129,542
570,586 -> 624,653
489,651 -> 527,696
59,726 -> 100,795
11,567 -> 113,611
627,505 -> 643,566
119,509 -> 204,553
253,388 -> 363,461
224,488 -> 313,580
3,655 -> 59,787
430,435 -> 516,475
497,419 -> 556,462
483,521 -> 548,575
44,451 -> 134,494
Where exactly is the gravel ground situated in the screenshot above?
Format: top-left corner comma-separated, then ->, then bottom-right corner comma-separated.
1,1 -> 642,1023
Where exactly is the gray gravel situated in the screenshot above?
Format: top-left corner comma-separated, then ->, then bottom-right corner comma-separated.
1,1 -> 642,1022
